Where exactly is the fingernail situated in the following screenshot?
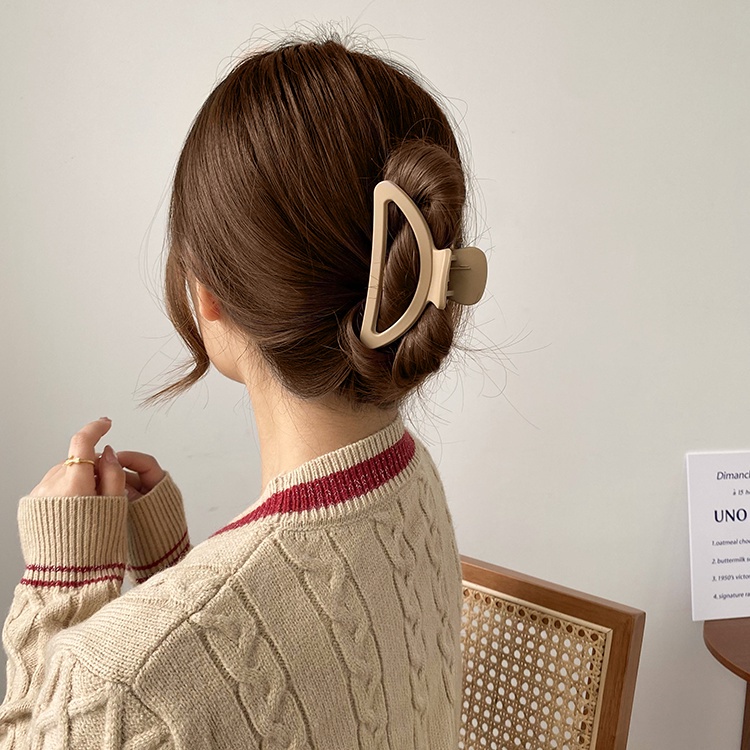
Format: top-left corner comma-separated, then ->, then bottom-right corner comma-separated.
103,445 -> 119,464
99,416 -> 111,422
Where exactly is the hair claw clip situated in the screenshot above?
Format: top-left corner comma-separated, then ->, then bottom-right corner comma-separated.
359,180 -> 488,349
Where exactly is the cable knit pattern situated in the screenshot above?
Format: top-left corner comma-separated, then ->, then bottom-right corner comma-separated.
275,531 -> 388,749
190,585 -> 309,749
416,473 -> 458,709
0,415 -> 463,749
372,487 -> 431,750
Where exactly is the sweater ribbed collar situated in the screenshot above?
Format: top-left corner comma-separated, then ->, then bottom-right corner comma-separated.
212,414 -> 417,536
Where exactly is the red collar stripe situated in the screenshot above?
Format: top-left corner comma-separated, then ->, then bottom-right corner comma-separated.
213,430 -> 415,537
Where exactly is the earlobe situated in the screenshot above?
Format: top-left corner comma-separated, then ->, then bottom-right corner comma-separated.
194,280 -> 223,322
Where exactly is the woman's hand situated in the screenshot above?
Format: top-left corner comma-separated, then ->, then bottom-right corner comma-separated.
115,451 -> 166,502
29,417 -> 126,498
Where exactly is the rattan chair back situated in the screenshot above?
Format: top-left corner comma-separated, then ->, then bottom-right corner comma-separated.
459,555 -> 644,750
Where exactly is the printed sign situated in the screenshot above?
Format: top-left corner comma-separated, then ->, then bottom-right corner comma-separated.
687,451 -> 750,621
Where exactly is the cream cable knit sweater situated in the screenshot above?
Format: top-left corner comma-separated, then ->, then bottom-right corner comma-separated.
0,416 -> 463,749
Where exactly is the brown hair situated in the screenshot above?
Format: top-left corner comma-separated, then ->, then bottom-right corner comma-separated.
144,34 -> 470,410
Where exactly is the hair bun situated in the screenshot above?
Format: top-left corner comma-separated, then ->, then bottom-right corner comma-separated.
340,138 -> 467,407
383,139 -> 466,249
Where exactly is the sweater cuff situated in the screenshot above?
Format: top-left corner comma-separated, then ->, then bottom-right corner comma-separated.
127,471 -> 190,583
17,494 -> 128,588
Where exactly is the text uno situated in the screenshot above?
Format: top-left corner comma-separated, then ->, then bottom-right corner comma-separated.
715,508 -> 749,523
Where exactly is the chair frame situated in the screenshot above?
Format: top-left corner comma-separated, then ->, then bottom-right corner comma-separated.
460,555 -> 645,750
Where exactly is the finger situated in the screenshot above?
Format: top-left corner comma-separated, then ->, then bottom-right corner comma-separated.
67,418 -> 113,464
115,451 -> 165,492
124,484 -> 144,503
59,419 -> 112,496
98,445 -> 126,497
119,462 -> 144,501
123,468 -> 143,492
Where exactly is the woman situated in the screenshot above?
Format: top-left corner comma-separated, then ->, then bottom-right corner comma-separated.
0,33 -> 486,748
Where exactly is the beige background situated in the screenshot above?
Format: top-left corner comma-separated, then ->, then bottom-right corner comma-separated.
2,2 -> 749,747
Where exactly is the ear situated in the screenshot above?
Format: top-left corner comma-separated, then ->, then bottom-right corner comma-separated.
193,279 -> 223,322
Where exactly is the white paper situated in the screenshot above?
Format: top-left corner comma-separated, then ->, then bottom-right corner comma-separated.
687,451 -> 750,621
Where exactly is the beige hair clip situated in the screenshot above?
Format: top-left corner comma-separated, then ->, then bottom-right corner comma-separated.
359,180 -> 488,349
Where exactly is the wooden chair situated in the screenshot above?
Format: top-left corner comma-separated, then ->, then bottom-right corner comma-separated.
459,555 -> 645,750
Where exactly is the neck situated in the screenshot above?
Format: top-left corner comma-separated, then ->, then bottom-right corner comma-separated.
247,377 -> 400,491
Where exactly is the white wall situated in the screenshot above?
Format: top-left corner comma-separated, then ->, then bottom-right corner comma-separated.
2,2 -> 748,747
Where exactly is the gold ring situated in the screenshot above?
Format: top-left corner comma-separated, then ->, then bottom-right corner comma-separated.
63,456 -> 96,467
